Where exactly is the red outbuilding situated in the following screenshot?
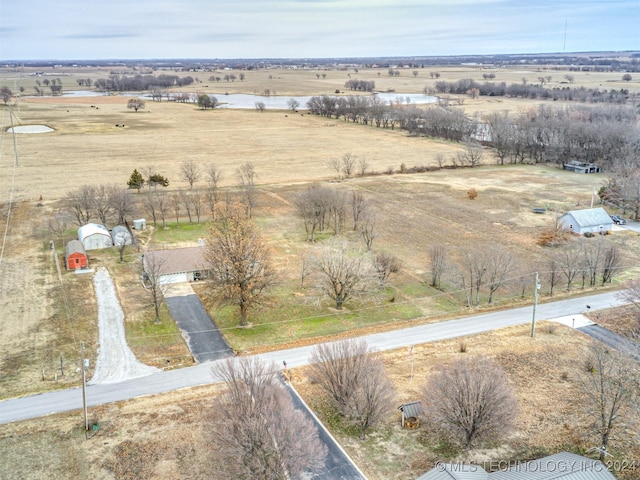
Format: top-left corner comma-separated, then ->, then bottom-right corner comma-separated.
65,240 -> 88,270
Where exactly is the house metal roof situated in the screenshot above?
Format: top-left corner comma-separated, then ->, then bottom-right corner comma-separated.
561,208 -> 612,228
490,452 -> 616,480
417,464 -> 489,480
144,246 -> 209,276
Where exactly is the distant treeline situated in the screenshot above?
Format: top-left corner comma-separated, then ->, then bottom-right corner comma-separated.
306,93 -> 638,169
93,74 -> 195,92
432,79 -> 633,104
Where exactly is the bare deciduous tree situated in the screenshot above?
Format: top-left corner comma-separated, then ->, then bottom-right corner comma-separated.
205,204 -> 275,326
485,250 -> 514,304
127,98 -> 145,112
344,353 -> 396,439
556,243 -> 581,291
310,339 -> 395,439
109,187 -> 135,225
423,356 -> 518,449
578,343 -> 640,460
179,190 -> 193,224
237,162 -> 257,218
429,243 -> 448,289
328,157 -> 342,180
601,244 -> 621,285
93,184 -> 116,225
341,152 -> 356,179
141,250 -> 171,323
208,357 -> 327,479
48,212 -> 69,248
350,190 -> 367,232
360,209 -> 378,251
143,190 -> 158,227
65,185 -> 94,226
171,193 -> 181,224
205,164 -> 223,220
190,190 -> 203,224
315,240 -> 373,310
286,98 -> 300,112
373,252 -> 401,285
181,159 -> 201,189
357,156 -> 369,177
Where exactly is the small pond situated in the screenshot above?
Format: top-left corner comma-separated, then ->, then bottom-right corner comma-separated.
7,125 -> 54,133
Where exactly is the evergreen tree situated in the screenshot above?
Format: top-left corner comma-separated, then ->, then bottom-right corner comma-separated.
127,169 -> 145,192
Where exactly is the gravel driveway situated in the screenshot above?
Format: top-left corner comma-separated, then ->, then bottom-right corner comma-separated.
89,267 -> 159,385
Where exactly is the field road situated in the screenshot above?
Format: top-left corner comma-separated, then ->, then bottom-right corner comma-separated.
0,290 -> 629,425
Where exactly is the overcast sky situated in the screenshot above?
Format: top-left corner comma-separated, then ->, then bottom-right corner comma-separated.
1,0 -> 638,61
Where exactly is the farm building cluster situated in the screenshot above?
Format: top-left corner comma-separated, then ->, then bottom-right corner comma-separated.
64,222 -> 136,270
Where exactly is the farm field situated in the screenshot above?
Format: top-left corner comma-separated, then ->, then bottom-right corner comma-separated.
1,64 -> 639,479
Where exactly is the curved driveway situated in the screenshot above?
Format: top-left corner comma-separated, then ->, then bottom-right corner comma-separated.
0,290 -> 629,425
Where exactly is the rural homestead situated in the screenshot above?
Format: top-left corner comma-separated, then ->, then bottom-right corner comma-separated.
1,37 -> 639,480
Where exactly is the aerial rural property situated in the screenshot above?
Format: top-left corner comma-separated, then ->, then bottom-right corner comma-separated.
1,2 -> 640,479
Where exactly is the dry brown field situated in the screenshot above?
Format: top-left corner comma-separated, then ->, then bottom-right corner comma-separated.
1,65 -> 639,479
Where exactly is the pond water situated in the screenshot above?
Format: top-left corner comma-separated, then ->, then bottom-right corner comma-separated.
57,90 -> 437,109
7,125 -> 54,133
212,92 -> 437,109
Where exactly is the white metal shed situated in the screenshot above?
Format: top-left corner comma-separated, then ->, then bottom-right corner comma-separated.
78,223 -> 113,250
111,225 -> 133,246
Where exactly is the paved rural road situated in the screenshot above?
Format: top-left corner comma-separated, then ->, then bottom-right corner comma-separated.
0,290 -> 629,426
165,286 -> 233,362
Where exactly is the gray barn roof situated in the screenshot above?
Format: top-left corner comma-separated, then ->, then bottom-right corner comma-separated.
561,208 -> 612,228
65,239 -> 86,257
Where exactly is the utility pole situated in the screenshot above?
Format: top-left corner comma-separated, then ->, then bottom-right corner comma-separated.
81,342 -> 89,438
531,272 -> 540,337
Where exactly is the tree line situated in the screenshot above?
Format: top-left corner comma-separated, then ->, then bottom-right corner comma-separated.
431,78 -> 633,104
93,73 -> 195,92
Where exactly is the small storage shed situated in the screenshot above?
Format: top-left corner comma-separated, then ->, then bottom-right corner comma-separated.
111,225 -> 133,246
133,218 -> 146,230
78,223 -> 113,250
398,401 -> 424,429
143,246 -> 210,285
65,240 -> 88,270
558,207 -> 613,235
